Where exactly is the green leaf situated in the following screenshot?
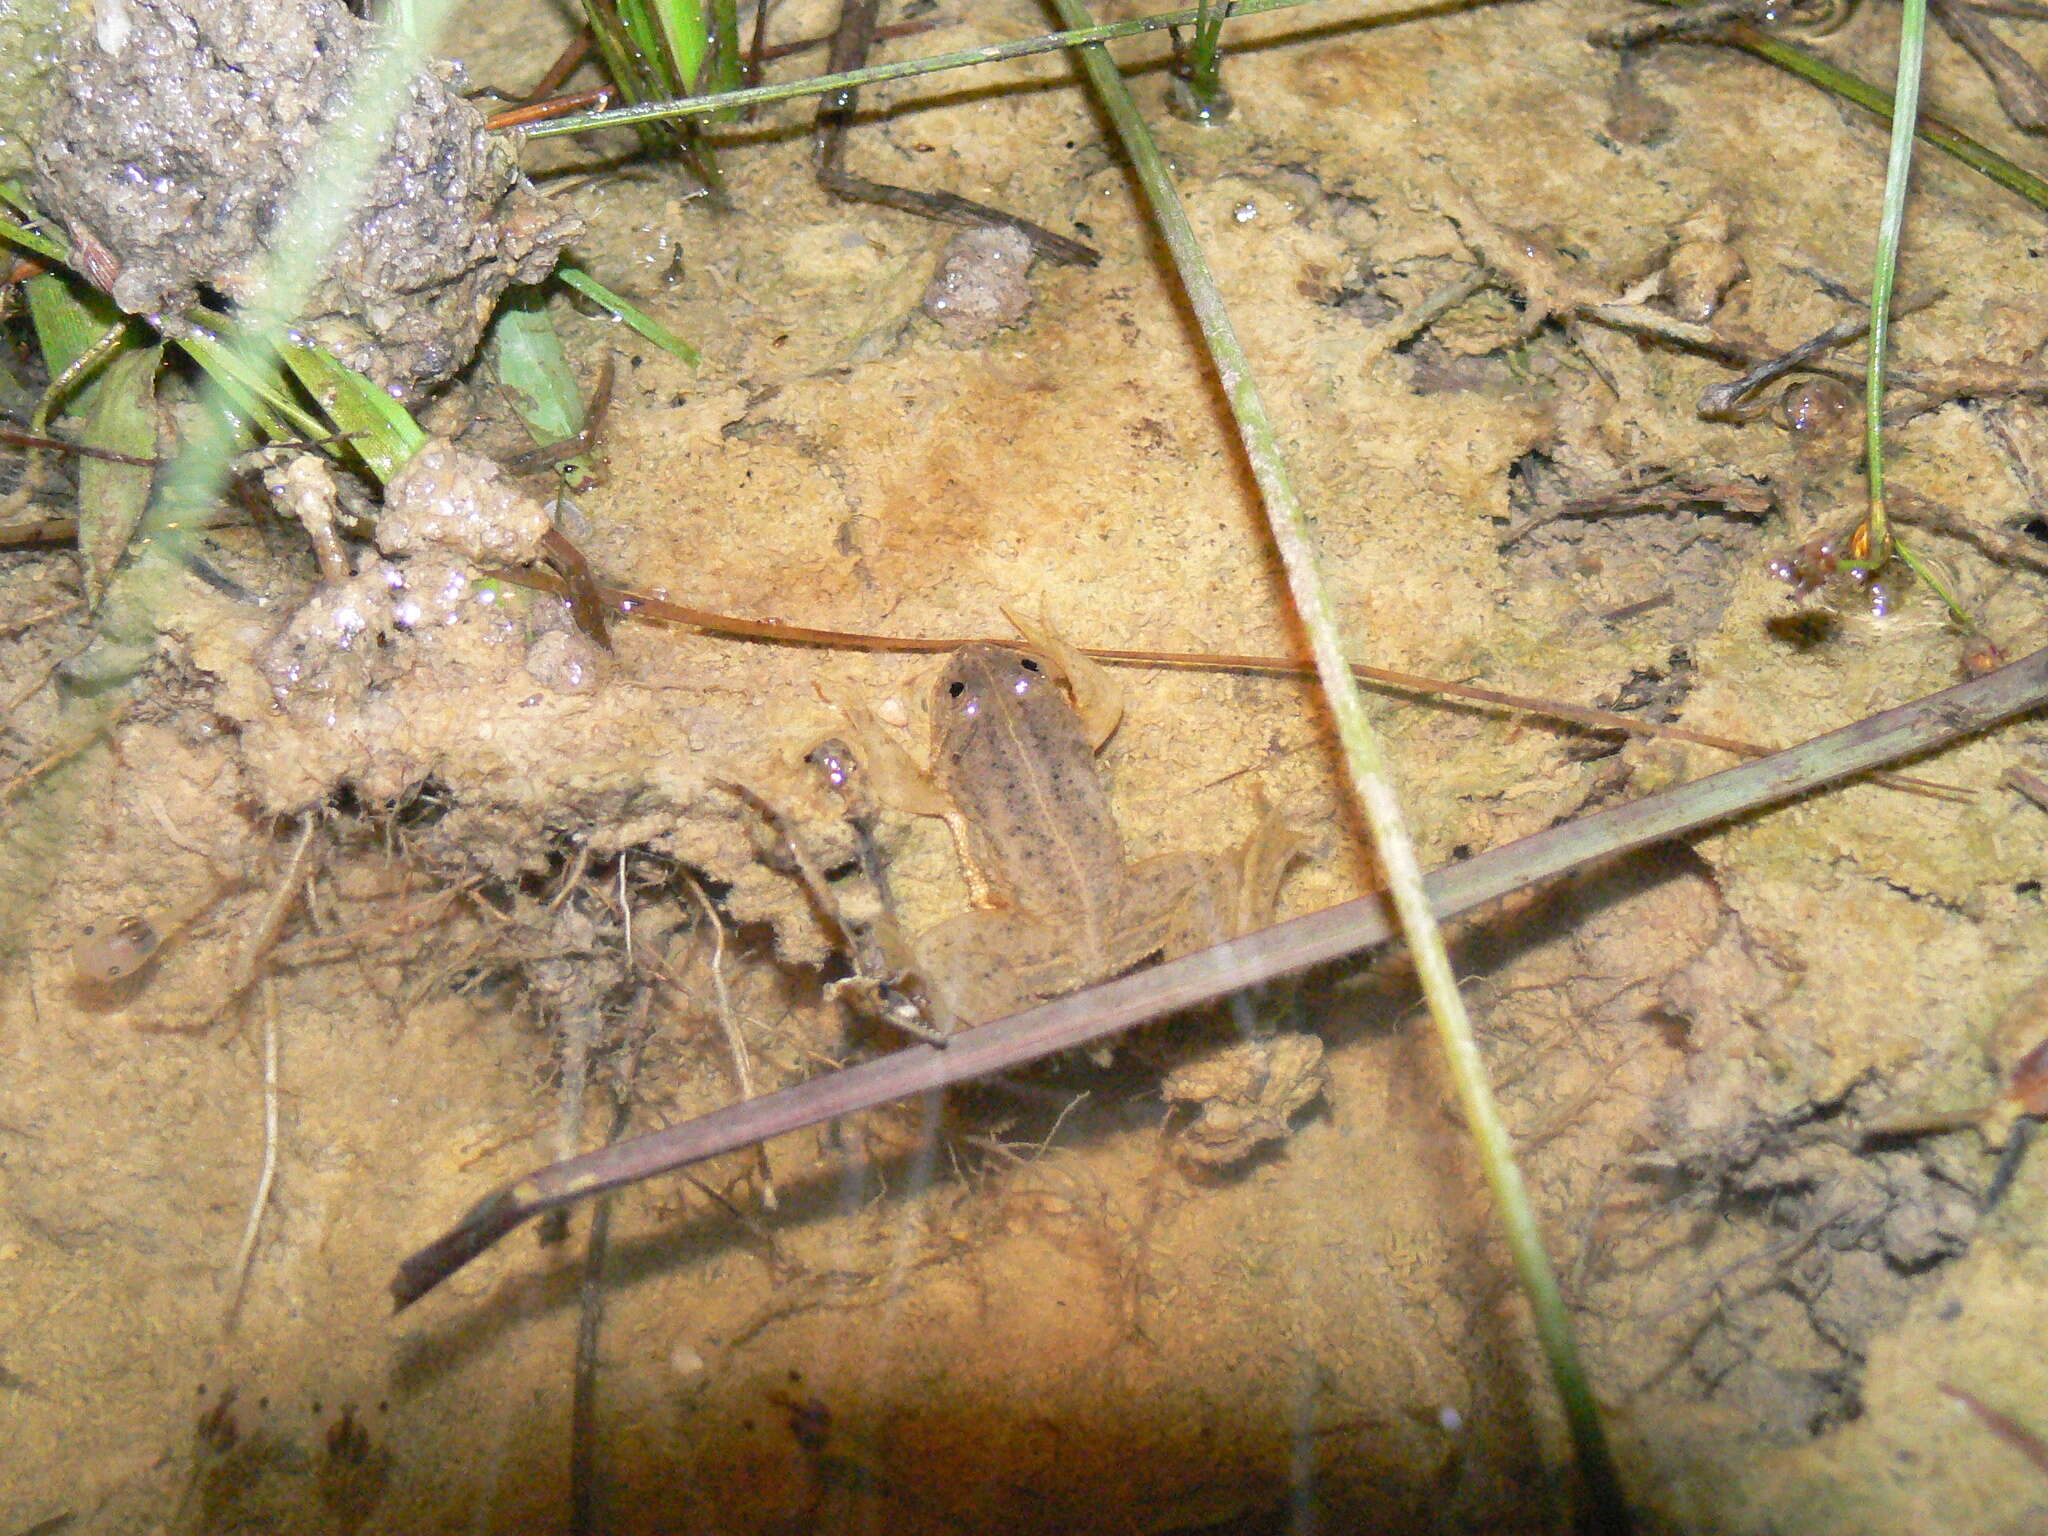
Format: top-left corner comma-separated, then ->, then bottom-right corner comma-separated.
278,338 -> 426,485
23,270 -> 122,390
557,264 -> 700,365
489,288 -> 586,445
0,180 -> 68,262
77,343 -> 163,609
488,286 -> 600,490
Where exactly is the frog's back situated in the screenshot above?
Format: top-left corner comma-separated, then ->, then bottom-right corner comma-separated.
933,645 -> 1125,945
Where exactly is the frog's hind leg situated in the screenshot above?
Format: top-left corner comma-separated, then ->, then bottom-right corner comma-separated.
906,909 -> 1069,1034
1118,802 -> 1305,970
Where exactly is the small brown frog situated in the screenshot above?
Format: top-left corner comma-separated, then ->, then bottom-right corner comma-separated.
841,624 -> 1299,1033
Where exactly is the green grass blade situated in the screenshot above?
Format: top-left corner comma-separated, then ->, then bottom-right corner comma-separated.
521,0 -> 1309,137
1862,0 -> 1928,563
651,0 -> 708,92
172,325 -> 316,444
1047,1 -> 1631,1527
22,269 -> 122,384
706,0 -> 743,99
0,209 -> 66,263
278,337 -> 427,484
76,342 -> 163,608
0,178 -> 69,261
557,264 -> 700,364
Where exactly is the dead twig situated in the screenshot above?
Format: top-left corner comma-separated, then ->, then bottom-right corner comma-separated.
2006,764 -> 2048,813
1941,1383 -> 2048,1479
813,0 -> 1099,268
0,597 -> 83,639
212,815 -> 321,1033
1498,468 -> 1776,548
1932,0 -> 2048,130
1694,296 -> 1943,422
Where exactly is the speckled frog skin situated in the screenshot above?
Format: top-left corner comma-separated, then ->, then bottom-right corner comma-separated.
863,640 -> 1296,1032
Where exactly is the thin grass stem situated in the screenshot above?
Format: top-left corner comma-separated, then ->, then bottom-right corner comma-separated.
1861,0 -> 1928,564
522,0 -> 1312,137
1046,2 -> 1630,1527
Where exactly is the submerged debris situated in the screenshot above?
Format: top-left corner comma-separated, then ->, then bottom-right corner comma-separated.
921,225 -> 1037,344
378,441 -> 555,568
32,0 -> 579,397
257,439 -> 561,708
1163,1032 -> 1326,1166
1657,203 -> 1747,325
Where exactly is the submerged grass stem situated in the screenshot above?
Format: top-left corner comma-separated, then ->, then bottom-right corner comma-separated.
1046,1 -> 1631,1527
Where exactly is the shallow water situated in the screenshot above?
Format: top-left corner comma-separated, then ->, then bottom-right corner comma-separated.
3,0 -> 2047,1530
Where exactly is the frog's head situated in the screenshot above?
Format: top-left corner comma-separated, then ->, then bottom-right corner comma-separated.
940,632 -> 1123,752
936,644 -> 1061,729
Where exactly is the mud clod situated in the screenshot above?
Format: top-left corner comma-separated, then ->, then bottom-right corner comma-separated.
32,0 -> 578,397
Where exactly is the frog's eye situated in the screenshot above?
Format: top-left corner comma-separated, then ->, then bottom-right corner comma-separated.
1019,657 -> 1042,673
947,681 -> 966,698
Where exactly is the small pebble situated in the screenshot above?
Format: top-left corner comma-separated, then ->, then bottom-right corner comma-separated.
669,1342 -> 707,1383
922,226 -> 1035,344
524,629 -> 605,693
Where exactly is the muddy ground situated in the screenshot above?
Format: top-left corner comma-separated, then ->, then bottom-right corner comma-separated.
3,0 -> 2048,1531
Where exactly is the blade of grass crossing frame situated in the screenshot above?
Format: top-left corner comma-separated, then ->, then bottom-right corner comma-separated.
1863,0 -> 1928,565
1045,2 -> 1633,1526
556,264 -> 700,364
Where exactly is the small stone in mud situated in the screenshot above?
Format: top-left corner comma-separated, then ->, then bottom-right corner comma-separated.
524,628 -> 605,694
1163,1033 -> 1326,1166
379,442 -> 554,568
922,226 -> 1036,343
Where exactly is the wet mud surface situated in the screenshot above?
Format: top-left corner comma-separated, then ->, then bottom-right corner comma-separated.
3,0 -> 2048,1531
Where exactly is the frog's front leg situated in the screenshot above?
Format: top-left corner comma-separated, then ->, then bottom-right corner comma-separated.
829,690 -> 1001,908
1005,608 -> 1123,749
906,908 -> 1085,1033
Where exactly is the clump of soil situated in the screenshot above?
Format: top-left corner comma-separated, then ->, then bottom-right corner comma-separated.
33,0 -> 578,397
